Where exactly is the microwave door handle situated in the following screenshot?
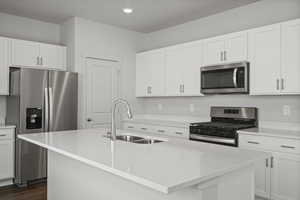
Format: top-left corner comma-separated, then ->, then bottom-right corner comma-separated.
233,68 -> 238,88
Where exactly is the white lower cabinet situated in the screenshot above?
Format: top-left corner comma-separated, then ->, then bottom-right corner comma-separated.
123,122 -> 189,139
271,153 -> 300,200
0,127 -> 15,186
239,134 -> 300,200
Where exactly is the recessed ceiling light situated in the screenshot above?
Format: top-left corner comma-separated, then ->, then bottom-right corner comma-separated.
123,8 -> 133,14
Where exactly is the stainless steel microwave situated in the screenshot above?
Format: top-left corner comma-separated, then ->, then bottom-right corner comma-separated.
201,62 -> 249,94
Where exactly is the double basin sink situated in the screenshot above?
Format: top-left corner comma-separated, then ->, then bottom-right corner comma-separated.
104,134 -> 164,144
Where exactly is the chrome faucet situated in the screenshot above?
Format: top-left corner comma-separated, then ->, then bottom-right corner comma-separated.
111,98 -> 133,141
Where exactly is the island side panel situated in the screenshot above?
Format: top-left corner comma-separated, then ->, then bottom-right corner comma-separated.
47,151 -> 255,200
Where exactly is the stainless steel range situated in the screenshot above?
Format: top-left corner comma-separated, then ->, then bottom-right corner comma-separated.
190,107 -> 258,147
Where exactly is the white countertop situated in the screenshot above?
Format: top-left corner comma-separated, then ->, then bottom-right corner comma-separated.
238,127 -> 300,140
0,125 -> 16,129
18,128 -> 269,193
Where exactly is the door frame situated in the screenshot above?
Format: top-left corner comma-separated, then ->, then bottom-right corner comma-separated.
83,56 -> 121,129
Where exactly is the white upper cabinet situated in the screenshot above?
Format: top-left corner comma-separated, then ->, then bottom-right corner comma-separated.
40,44 -> 67,70
165,44 -> 185,96
183,41 -> 203,96
11,39 -> 67,70
11,39 -> 40,67
0,37 -> 9,95
203,38 -> 224,66
165,41 -> 203,96
224,32 -> 248,63
203,32 -> 247,66
136,18 -> 300,97
281,19 -> 300,94
136,49 -> 165,97
248,24 -> 281,95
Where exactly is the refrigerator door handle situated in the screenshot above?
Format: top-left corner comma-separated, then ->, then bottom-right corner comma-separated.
49,87 -> 54,131
44,88 -> 49,132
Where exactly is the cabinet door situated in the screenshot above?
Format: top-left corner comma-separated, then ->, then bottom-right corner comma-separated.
136,49 -> 165,97
224,32 -> 248,63
165,45 -> 184,96
0,140 -> 14,180
183,41 -> 203,96
0,37 -> 9,95
203,37 -> 225,66
248,24 -> 281,95
136,52 -> 148,97
281,19 -> 300,94
40,44 -> 67,70
11,39 -> 40,67
254,158 -> 271,199
271,154 -> 300,200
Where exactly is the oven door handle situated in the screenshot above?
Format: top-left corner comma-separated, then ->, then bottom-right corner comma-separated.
233,68 -> 238,88
190,134 -> 236,145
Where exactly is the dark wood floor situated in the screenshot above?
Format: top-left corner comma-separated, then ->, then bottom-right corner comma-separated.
0,183 -> 46,200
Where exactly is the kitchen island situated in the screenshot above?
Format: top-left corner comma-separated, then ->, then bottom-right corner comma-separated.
18,129 -> 269,200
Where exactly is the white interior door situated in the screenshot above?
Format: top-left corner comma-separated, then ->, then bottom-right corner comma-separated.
85,58 -> 119,128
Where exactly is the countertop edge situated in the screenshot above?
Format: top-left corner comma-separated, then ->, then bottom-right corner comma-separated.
238,129 -> 300,140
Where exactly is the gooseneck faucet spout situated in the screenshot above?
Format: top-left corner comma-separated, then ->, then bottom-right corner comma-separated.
111,98 -> 133,141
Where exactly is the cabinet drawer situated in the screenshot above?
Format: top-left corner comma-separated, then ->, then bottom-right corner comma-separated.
123,123 -> 155,133
164,127 -> 188,139
271,138 -> 300,154
239,134 -> 300,154
0,129 -> 14,140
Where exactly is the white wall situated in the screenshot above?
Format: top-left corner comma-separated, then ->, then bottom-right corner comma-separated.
61,17 -> 145,128
139,0 -> 300,123
0,12 -> 61,44
141,0 -> 300,51
0,12 -> 62,119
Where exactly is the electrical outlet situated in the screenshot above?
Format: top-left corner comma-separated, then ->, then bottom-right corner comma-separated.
158,104 -> 163,111
189,104 -> 195,113
283,105 -> 291,116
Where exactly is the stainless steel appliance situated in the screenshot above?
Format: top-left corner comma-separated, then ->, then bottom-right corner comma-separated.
190,107 -> 257,147
6,67 -> 78,186
201,62 -> 249,94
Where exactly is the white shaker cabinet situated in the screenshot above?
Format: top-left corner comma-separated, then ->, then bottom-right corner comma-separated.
281,19 -> 300,94
0,37 -> 9,95
203,32 -> 247,66
136,49 -> 165,97
40,44 -> 67,70
248,24 -> 281,95
165,41 -> 203,96
239,132 -> 300,200
271,153 -> 300,200
0,127 -> 15,186
11,39 -> 40,67
11,39 -> 67,70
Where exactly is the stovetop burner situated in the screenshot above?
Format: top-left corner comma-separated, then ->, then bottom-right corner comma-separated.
190,107 -> 258,147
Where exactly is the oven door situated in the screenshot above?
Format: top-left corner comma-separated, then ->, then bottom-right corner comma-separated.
201,62 -> 249,94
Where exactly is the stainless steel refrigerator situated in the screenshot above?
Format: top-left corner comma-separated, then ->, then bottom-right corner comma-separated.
6,67 -> 78,186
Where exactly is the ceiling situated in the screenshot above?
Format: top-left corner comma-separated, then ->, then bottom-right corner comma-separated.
0,0 -> 260,33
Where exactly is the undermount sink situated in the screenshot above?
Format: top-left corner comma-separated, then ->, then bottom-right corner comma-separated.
103,134 -> 164,144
